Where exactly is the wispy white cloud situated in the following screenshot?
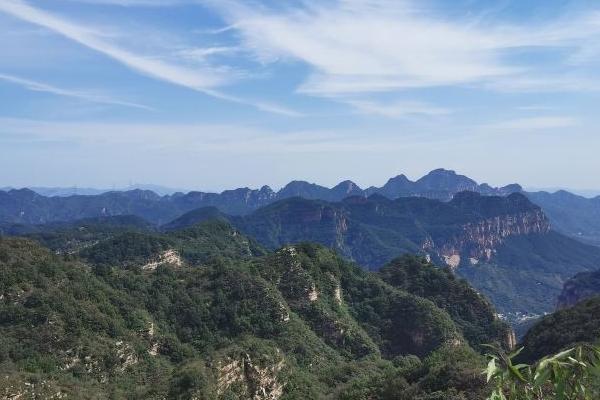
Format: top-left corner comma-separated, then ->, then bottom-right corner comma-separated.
0,1 -> 225,86
0,0 -> 299,116
3,0 -> 600,120
343,99 -> 451,118
207,0 -> 600,99
62,0 -> 196,6
175,46 -> 241,60
208,0 -> 514,95
483,75 -> 600,93
485,116 -> 579,131
0,72 -> 152,110
193,24 -> 239,35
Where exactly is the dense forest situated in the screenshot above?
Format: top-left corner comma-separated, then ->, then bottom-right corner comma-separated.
0,220 -> 513,399
1,218 -> 599,399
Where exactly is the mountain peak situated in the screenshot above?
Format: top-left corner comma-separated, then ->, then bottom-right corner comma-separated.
333,180 -> 361,191
500,183 -> 523,194
416,169 -> 478,195
332,180 -> 364,198
385,174 -> 411,185
277,180 -> 331,200
6,188 -> 38,197
372,174 -> 416,199
389,173 -> 409,180
428,168 -> 457,175
282,180 -> 310,188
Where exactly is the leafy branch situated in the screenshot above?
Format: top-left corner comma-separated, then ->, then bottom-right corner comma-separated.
484,344 -> 600,400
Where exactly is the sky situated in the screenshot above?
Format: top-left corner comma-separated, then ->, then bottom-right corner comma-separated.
1,0 -> 600,192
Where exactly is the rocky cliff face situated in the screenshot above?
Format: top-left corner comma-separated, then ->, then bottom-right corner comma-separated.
416,192 -> 551,269
216,353 -> 285,400
424,209 -> 550,269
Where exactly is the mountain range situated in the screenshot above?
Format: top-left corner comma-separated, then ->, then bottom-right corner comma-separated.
4,191 -> 599,326
0,183 -> 186,197
0,169 -> 521,224
526,190 -> 600,246
2,172 -> 600,398
2,168 -> 599,246
2,169 -> 600,324
2,215 -> 599,398
163,192 -> 600,322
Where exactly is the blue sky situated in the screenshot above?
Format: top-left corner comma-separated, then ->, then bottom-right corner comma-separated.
1,0 -> 600,192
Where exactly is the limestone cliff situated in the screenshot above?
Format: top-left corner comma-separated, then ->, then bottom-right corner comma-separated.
425,208 -> 550,268
216,353 -> 285,400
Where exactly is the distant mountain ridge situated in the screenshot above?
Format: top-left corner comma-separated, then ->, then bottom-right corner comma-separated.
2,168 -> 599,247
526,190 -> 600,246
365,169 -> 522,201
276,168 -> 521,202
0,169 -> 521,225
0,184 -> 186,197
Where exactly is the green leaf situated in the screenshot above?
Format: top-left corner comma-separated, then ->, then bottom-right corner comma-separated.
508,362 -> 526,382
487,357 -> 497,382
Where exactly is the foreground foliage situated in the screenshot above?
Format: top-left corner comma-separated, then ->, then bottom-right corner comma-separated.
485,345 -> 600,400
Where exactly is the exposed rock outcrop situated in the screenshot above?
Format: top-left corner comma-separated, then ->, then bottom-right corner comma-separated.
424,208 -> 550,269
334,284 -> 342,305
217,353 -> 285,400
506,330 -> 517,350
141,249 -> 183,271
114,341 -> 138,371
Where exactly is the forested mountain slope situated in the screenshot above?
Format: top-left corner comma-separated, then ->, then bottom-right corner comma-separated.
167,193 -> 600,321
518,296 -> 600,363
0,222 -> 510,399
557,268 -> 600,308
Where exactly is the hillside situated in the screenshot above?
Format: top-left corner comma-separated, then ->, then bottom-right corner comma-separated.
378,256 -> 514,350
518,296 -> 600,363
458,231 -> 600,318
164,193 -> 600,323
228,192 -> 550,268
4,176 -> 600,325
0,224 -> 510,399
7,189 -> 598,323
557,268 -> 600,308
0,215 -> 156,255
